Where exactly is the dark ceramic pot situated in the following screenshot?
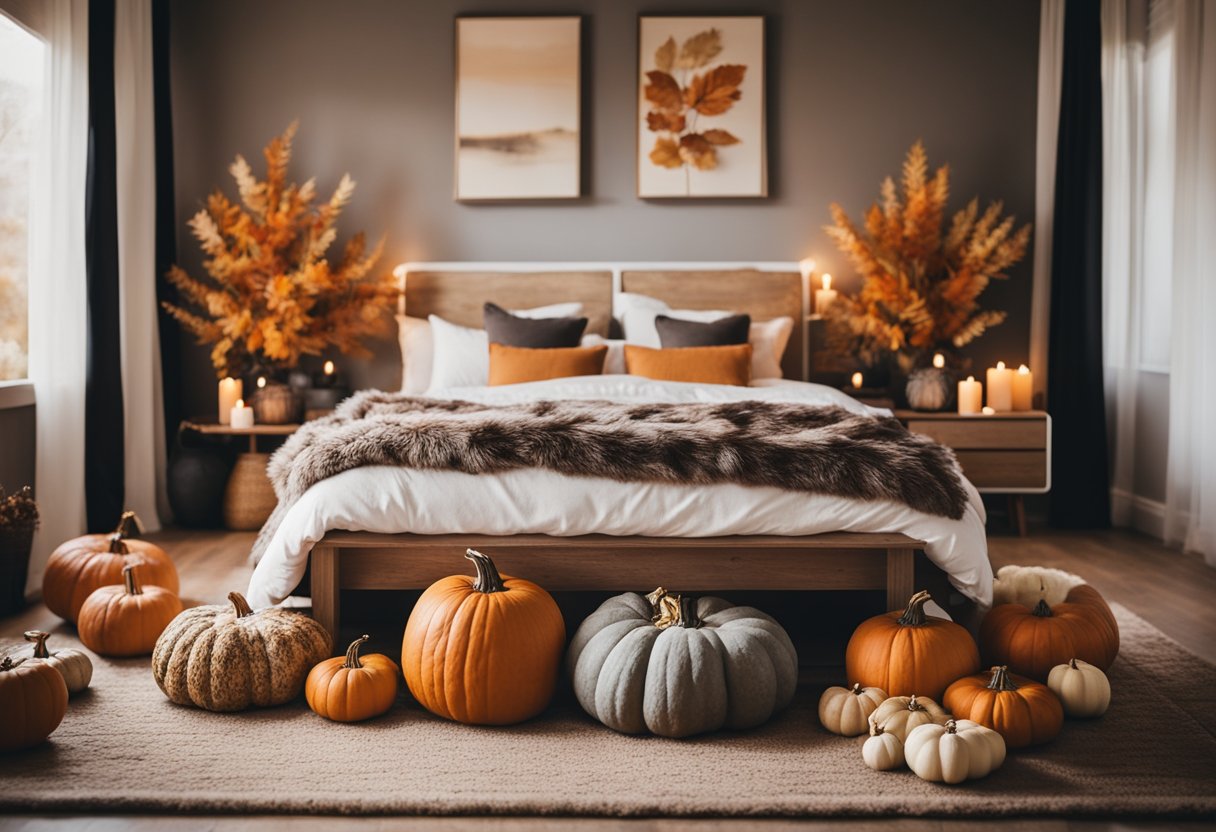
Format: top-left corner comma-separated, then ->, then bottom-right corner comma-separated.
168,445 -> 232,528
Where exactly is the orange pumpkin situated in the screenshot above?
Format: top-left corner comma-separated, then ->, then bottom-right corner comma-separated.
980,583 -> 1119,681
845,589 -> 980,701
0,655 -> 68,751
306,634 -> 400,722
77,564 -> 183,657
402,548 -> 565,725
943,665 -> 1064,748
43,511 -> 180,622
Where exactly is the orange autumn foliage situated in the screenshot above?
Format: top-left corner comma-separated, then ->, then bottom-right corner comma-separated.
824,141 -> 1032,371
162,122 -> 396,377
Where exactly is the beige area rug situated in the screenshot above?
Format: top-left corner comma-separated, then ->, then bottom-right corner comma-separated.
1,603 -> 1214,818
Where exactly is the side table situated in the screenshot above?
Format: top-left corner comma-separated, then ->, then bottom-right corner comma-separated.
179,420 -> 300,531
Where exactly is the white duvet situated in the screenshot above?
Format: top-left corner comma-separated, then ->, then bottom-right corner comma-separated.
245,376 -> 992,609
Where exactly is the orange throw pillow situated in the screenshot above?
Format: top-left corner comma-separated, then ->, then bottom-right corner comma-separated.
623,344 -> 753,386
488,343 -> 608,386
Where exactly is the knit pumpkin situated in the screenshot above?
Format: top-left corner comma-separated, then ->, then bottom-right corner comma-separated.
20,630 -> 93,695
306,634 -> 399,722
152,591 -> 331,711
845,590 -> 980,700
77,564 -> 183,657
403,549 -> 565,725
943,665 -> 1064,748
42,511 -> 179,623
568,587 -> 799,738
0,655 -> 68,751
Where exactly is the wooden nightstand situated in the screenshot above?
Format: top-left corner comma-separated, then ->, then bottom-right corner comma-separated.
894,410 -> 1051,536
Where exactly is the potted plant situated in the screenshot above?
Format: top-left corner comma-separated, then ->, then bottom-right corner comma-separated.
0,486 -> 39,614
823,141 -> 1032,393
162,121 -> 397,422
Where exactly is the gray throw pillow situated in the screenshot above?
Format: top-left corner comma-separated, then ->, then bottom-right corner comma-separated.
655,313 -> 751,347
483,302 -> 588,348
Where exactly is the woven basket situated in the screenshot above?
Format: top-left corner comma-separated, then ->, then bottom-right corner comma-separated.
0,526 -> 34,615
222,453 -> 277,530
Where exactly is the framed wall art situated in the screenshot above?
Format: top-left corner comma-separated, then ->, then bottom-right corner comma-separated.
454,16 -> 582,201
637,16 -> 766,198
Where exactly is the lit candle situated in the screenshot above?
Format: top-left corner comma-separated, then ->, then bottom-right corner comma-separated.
815,273 -> 839,316
985,361 -> 1014,412
323,360 -> 335,377
229,398 -> 254,429
982,406 -> 996,415
394,264 -> 409,317
932,352 -> 945,369
851,371 -> 864,389
218,377 -> 242,425
1012,364 -> 1033,411
958,375 -> 982,415
256,376 -> 267,390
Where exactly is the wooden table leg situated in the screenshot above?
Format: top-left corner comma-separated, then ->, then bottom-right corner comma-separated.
1008,495 -> 1028,537
886,547 -> 915,611
310,543 -> 340,653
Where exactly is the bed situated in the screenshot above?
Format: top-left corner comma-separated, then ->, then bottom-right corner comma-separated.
244,265 -> 991,645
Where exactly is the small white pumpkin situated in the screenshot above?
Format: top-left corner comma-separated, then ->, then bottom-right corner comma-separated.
861,721 -> 904,771
1047,658 -> 1111,718
818,682 -> 886,736
905,718 -> 1006,784
20,630 -> 93,695
868,694 -> 949,742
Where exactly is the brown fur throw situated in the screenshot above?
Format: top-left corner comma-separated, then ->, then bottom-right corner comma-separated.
251,391 -> 968,564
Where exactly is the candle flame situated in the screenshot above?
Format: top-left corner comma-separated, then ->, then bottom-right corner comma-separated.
996,361 -> 1006,371
1018,364 -> 1030,374
235,399 -> 244,408
982,406 -> 996,415
933,353 -> 945,369
966,375 -> 975,382
851,371 -> 863,389
323,360 -> 335,375
822,273 -> 832,291
257,376 -> 266,388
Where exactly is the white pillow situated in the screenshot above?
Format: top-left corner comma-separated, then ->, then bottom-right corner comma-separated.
614,292 -> 794,380
580,334 -> 627,375
408,302 -> 584,393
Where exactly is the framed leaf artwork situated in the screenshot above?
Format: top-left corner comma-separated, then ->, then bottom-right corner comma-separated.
637,16 -> 766,199
455,17 -> 582,201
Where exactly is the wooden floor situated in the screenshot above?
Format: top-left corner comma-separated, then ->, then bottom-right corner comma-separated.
2,526 -> 1214,831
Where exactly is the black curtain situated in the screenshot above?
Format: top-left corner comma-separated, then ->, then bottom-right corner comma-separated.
85,0 -> 125,531
153,0 -> 181,451
1047,0 -> 1110,528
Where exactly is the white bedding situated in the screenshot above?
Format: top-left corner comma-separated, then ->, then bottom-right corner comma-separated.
245,376 -> 991,609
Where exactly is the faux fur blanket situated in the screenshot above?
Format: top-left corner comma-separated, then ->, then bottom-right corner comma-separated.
250,391 -> 968,564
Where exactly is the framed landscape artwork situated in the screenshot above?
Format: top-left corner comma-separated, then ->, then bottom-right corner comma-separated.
637,16 -> 766,198
455,16 -> 582,201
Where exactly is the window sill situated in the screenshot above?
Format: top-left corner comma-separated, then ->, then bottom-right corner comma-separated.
0,380 -> 35,410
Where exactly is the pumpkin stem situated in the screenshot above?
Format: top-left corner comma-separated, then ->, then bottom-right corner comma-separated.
343,635 -> 369,669
122,564 -> 143,596
869,720 -> 884,738
1032,598 -> 1053,617
228,592 -> 254,617
678,595 -> 701,629
0,656 -> 19,672
850,682 -> 863,696
465,549 -> 506,593
907,694 -> 926,712
896,590 -> 934,626
986,665 -> 1018,692
945,718 -> 958,734
1069,658 -> 1079,669
23,630 -> 50,658
108,510 -> 143,553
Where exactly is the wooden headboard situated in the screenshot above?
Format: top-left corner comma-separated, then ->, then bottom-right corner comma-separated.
404,270 -> 614,336
621,268 -> 805,380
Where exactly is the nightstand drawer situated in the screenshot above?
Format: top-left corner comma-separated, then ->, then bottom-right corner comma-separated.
954,450 -> 1048,489
906,419 -> 1047,449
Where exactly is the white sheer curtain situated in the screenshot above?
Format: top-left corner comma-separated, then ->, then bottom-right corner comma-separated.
114,0 -> 166,529
1163,2 -> 1216,561
25,0 -> 89,591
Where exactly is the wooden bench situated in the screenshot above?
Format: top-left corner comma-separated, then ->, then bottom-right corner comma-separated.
309,531 -> 925,645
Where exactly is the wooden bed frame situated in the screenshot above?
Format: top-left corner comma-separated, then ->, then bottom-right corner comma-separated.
302,264 -> 961,645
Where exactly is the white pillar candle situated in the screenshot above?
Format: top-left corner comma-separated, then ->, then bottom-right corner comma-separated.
814,273 -> 838,316
218,377 -> 242,425
986,361 -> 1014,412
851,371 -> 864,389
1012,364 -> 1034,411
229,398 -> 254,429
958,375 -> 982,415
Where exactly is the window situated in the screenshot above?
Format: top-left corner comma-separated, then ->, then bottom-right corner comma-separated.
0,12 -> 43,381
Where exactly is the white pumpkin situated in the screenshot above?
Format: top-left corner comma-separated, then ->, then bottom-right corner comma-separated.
1047,658 -> 1111,718
868,694 -> 949,742
861,722 -> 904,771
905,718 -> 1006,784
993,564 -> 1085,607
19,630 -> 92,695
567,588 -> 798,738
818,682 -> 886,736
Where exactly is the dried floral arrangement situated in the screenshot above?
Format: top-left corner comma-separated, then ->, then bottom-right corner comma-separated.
824,141 -> 1032,371
0,486 -> 38,532
162,122 -> 395,379
644,28 -> 746,176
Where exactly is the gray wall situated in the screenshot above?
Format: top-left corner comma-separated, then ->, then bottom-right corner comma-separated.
169,0 -> 1040,416
0,404 -> 35,494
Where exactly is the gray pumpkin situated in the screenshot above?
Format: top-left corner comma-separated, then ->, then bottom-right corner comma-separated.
567,588 -> 798,738
906,368 -> 954,411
